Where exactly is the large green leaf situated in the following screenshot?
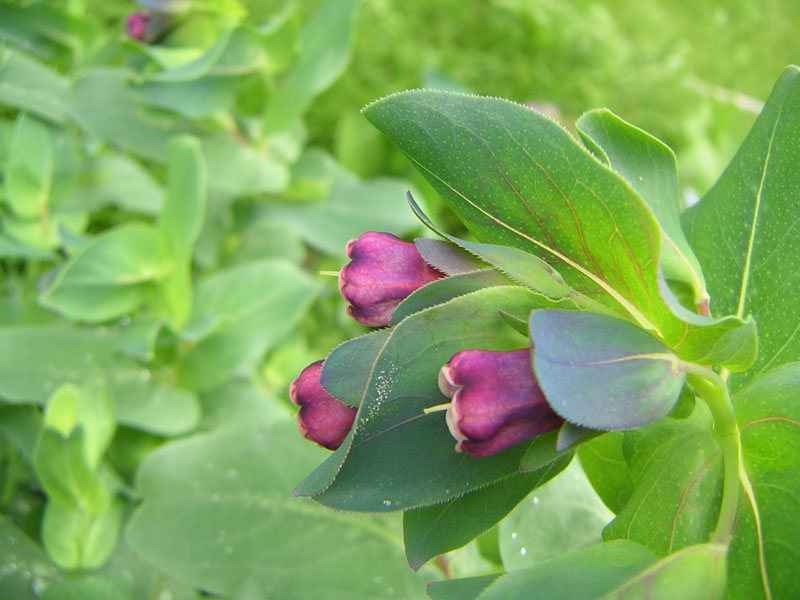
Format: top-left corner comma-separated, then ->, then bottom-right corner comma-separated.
176,259 -> 317,391
39,224 -> 173,323
498,460 -> 613,571
683,66 -> 800,392
364,90 -> 756,370
264,0 -> 359,132
531,310 -> 686,430
726,362 -> 800,599
125,422 -> 429,599
603,412 -> 723,556
403,454 -> 572,570
296,286 -> 543,511
577,109 -> 706,305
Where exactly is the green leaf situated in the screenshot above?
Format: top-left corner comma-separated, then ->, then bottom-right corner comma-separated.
0,516 -> 59,600
125,422 -> 428,599
456,540 -> 657,600
413,238 -> 488,275
201,133 -> 289,197
577,109 -> 707,305
133,27 -> 267,118
264,149 -> 420,256
364,90 -> 755,370
531,310 -> 686,430
390,269 -> 514,325
68,154 -> 164,216
177,259 -> 317,391
40,224 -> 173,323
0,48 -> 68,123
578,433 -> 635,514
726,362 -> 800,599
5,113 -> 53,219
42,497 -> 123,571
33,427 -> 108,513
68,69 -> 171,162
264,0 -> 359,132
156,136 -> 207,327
683,66 -> 800,392
321,329 -> 393,408
2,208 -> 88,252
519,430 -> 577,472
602,412 -> 723,556
41,380 -> 114,468
602,543 -> 727,600
0,326 -> 199,436
403,454 -> 572,570
426,575 -> 500,600
296,286 -> 542,511
499,460 -> 614,571
407,192 -> 574,302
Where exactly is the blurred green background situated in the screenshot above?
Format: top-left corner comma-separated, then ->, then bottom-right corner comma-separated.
0,0 -> 797,598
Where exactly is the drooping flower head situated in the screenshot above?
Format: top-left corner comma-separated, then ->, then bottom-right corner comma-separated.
290,361 -> 357,451
339,232 -> 445,327
438,348 -> 563,457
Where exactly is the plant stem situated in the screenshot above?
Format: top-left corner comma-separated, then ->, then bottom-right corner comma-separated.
684,366 -> 740,546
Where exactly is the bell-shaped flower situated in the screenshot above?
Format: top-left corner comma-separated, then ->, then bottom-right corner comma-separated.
290,361 -> 357,450
338,231 -> 445,327
126,12 -> 152,40
438,348 -> 563,457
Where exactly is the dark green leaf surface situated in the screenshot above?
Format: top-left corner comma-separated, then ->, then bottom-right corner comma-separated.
578,433 -> 635,514
577,109 -> 706,304
531,310 -> 686,430
126,422 -> 428,600
364,90 -> 754,370
403,454 -> 572,570
683,65 -> 800,392
296,286 -> 541,511
726,363 -> 800,600
321,329 -> 393,408
603,413 -> 723,556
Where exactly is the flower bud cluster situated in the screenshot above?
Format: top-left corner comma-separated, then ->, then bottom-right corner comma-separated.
290,231 -> 561,457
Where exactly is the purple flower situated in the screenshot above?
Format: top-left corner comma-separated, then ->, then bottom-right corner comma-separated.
438,348 -> 563,457
290,361 -> 357,450
126,12 -> 152,40
338,232 -> 445,327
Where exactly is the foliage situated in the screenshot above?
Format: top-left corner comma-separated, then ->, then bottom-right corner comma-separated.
1,1 -> 799,599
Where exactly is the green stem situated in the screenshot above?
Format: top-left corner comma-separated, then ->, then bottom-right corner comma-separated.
684,365 -> 740,546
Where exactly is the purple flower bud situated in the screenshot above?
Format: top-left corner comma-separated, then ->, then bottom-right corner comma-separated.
126,12 -> 152,40
338,232 -> 445,327
438,349 -> 563,457
290,361 -> 357,450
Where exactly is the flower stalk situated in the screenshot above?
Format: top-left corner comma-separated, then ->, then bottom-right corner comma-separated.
684,365 -> 741,546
